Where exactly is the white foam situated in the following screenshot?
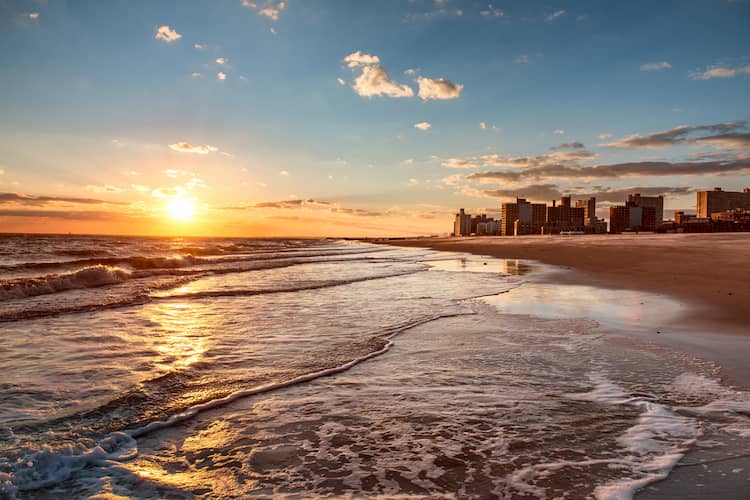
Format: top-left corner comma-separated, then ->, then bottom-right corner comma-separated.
566,372 -> 701,500
0,265 -> 131,301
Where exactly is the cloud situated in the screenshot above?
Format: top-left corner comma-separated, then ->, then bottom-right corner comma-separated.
443,157 -> 483,169
217,71 -> 227,80
513,54 -> 529,64
480,122 -> 487,129
480,5 -> 504,17
690,65 -> 750,80
242,0 -> 287,21
216,57 -> 227,64
551,142 -> 585,150
554,129 -> 565,135
640,61 -> 672,71
131,184 -> 151,193
344,51 -> 381,68
28,12 -> 39,20
404,68 -> 418,76
337,77 -> 346,86
545,10 -> 566,22
194,43 -> 206,49
0,209 -> 141,221
414,122 -> 432,131
465,158 -> 750,183
416,76 -> 463,100
352,64 -> 414,98
599,133 -> 613,139
168,142 -> 219,154
603,121 -> 747,149
477,184 -> 694,203
401,159 -> 414,166
191,72 -> 201,78
155,25 -> 182,43
0,192 -> 127,206
85,185 -> 126,194
279,170 -> 289,176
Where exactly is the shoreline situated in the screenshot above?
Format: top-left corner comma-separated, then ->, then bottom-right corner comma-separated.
378,233 -> 750,390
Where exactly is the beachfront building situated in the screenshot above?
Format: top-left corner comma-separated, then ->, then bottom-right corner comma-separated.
501,198 -> 546,236
627,193 -> 664,223
453,208 -> 471,236
609,202 -> 657,233
697,187 -> 750,218
543,196 -> 585,234
575,197 -> 597,226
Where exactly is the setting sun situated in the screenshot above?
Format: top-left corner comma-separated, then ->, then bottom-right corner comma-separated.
166,198 -> 196,222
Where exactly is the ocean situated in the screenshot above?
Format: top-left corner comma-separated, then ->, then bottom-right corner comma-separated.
0,234 -> 748,499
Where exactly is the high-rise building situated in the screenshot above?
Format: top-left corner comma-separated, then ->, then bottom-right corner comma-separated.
575,197 -> 596,226
696,187 -> 750,218
545,196 -> 585,233
453,208 -> 471,236
608,202 -> 657,233
627,193 -> 664,223
501,198 -> 546,236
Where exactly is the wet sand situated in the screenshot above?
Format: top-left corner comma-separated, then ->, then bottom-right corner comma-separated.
382,233 -> 750,330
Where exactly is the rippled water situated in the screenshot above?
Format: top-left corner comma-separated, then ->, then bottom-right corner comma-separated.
0,235 -> 748,499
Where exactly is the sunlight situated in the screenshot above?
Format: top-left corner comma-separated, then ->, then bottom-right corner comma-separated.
166,197 -> 196,222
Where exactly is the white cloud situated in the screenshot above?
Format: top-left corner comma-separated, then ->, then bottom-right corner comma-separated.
409,178 -> 419,185
243,1 -> 287,21
554,129 -> 565,135
239,75 -> 249,82
337,77 -> 346,86
401,159 -> 415,166
514,54 -> 529,64
416,76 -> 463,100
546,10 -> 566,22
344,51 -> 381,68
194,43 -> 206,49
191,72 -> 201,78
480,5 -> 504,17
480,122 -> 487,129
279,170 -> 289,176
690,65 -> 750,80
404,68 -> 418,76
414,122 -> 432,131
216,57 -> 227,64
155,25 -> 182,43
352,64 -> 414,98
168,142 -> 219,154
28,12 -> 39,20
217,71 -> 227,80
131,184 -> 150,193
640,61 -> 672,71
599,132 -> 613,139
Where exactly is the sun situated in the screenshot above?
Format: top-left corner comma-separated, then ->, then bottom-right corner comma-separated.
166,197 -> 196,222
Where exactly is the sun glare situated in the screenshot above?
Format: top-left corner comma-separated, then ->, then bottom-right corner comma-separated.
166,198 -> 196,222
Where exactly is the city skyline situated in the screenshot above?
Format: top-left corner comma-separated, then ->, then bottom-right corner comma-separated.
1,0 -> 749,236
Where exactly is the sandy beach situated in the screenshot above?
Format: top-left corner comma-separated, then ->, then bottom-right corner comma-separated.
384,233 -> 750,328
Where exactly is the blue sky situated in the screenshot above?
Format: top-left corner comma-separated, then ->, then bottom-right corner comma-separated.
0,0 -> 749,236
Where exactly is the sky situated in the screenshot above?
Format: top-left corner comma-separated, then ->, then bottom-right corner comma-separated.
0,0 -> 749,237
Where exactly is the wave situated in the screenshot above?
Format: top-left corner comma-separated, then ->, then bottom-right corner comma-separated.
2,312 -> 468,496
0,266 -> 132,301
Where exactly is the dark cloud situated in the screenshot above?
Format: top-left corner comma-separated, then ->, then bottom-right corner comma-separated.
0,192 -> 128,206
604,121 -> 747,149
481,185 -> 694,203
466,158 -> 750,183
550,141 -> 585,150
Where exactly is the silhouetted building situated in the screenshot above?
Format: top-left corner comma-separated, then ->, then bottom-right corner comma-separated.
609,201 -> 657,233
575,197 -> 597,226
697,187 -> 750,218
453,208 -> 471,236
544,196 -> 585,234
627,193 -> 664,223
501,198 -> 546,236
